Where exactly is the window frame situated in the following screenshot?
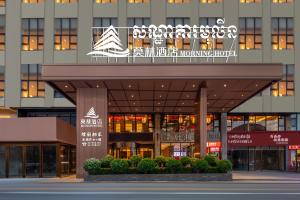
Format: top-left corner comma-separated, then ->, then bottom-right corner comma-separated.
239,17 -> 262,50
21,64 -> 45,98
199,17 -> 224,50
54,18 -> 77,51
0,66 -> 4,98
272,17 -> 294,50
0,15 -> 5,51
166,17 -> 191,50
271,64 -> 294,97
22,18 -> 44,51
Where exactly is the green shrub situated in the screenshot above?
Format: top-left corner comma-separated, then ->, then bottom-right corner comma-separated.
166,158 -> 182,173
110,159 -> 129,174
180,167 -> 193,173
101,155 -> 114,168
154,156 -> 167,167
129,155 -> 142,168
204,155 -> 218,167
207,167 -> 218,173
137,158 -> 157,174
83,158 -> 102,175
192,159 -> 209,173
180,156 -> 192,167
217,160 -> 232,173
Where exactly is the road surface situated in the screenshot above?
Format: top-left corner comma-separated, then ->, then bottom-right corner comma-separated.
0,180 -> 300,200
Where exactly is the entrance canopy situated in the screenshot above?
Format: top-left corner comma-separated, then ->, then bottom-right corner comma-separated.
42,63 -> 282,113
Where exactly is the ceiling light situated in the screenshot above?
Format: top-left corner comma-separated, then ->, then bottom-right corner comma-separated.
182,102 -> 185,105
159,95 -> 162,98
128,84 -> 132,88
131,94 -> 134,98
224,84 -> 227,88
241,94 -> 244,97
192,84 -> 196,88
255,84 -> 258,87
161,84 -> 165,88
64,85 -> 68,88
133,102 -> 136,105
157,102 -> 161,105
96,85 -> 100,88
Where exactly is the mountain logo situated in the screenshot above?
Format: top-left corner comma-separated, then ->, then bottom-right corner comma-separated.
87,25 -> 130,57
84,107 -> 99,119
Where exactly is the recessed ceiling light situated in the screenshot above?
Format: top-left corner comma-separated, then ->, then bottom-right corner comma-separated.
131,95 -> 134,98
186,94 -> 190,98
214,94 -> 217,97
224,84 -> 227,88
194,102 -> 198,105
64,85 -> 68,88
133,102 -> 136,105
157,102 -> 161,105
192,84 -> 196,88
255,84 -> 258,87
128,84 -> 132,88
182,102 -> 185,105
159,95 -> 162,98
161,84 -> 165,88
96,85 -> 99,88
241,94 -> 244,97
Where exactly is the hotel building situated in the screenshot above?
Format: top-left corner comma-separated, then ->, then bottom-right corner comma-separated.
0,0 -> 300,178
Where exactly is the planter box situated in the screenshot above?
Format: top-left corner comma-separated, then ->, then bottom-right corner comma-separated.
85,173 -> 232,182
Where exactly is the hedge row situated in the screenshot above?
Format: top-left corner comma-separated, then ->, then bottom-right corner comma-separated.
83,155 -> 232,175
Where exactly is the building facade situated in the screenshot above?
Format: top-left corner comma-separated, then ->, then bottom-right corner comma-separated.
0,0 -> 300,178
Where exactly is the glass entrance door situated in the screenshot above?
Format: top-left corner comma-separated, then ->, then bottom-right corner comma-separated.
9,146 -> 23,177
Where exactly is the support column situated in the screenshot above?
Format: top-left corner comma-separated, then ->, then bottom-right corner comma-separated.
154,113 -> 161,157
199,88 -> 208,157
76,88 -> 108,178
221,113 -> 228,160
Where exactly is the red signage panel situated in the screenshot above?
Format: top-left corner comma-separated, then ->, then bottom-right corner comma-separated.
228,131 -> 300,147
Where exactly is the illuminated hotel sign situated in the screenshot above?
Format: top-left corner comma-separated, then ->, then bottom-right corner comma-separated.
87,18 -> 238,63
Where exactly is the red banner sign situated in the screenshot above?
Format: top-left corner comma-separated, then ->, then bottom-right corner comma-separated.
228,131 -> 300,147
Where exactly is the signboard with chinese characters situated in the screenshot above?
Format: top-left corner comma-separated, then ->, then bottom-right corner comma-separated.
228,131 -> 300,147
160,131 -> 195,143
76,88 -> 107,177
88,18 -> 237,63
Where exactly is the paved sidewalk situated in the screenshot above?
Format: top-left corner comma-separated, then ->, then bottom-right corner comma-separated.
233,171 -> 300,181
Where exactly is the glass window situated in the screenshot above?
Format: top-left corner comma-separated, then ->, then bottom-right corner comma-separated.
21,64 -> 45,98
60,145 -> 70,176
227,115 -> 245,132
128,18 -> 151,49
0,0 -> 5,7
0,66 -> 4,98
55,18 -> 77,50
200,18 -> 223,50
167,18 -> 190,50
0,15 -> 5,51
93,18 -> 117,43
0,146 -> 6,178
109,114 -> 153,133
25,145 -> 40,177
55,0 -> 77,3
9,146 -> 23,177
22,18 -> 44,51
286,114 -> 297,131
168,0 -> 190,3
95,0 -> 117,3
128,0 -> 149,3
200,0 -> 222,3
240,0 -> 261,3
239,17 -> 262,49
54,90 -> 64,98
272,18 -> 294,50
42,145 -> 57,177
266,116 -> 278,131
272,0 -> 293,3
22,0 -> 44,3
271,64 -> 294,96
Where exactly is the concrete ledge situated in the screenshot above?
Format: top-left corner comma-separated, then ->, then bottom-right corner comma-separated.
85,173 -> 232,182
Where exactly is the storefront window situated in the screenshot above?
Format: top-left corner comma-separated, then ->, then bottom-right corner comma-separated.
166,18 -> 190,50
272,18 -> 294,50
22,18 -> 44,51
42,145 -> 57,177
227,115 -> 245,132
60,145 -> 70,176
200,18 -> 223,50
21,64 -> 45,98
0,15 -> 5,50
25,145 -> 40,177
128,18 -> 151,50
266,116 -> 278,131
9,146 -> 23,177
109,114 -> 153,133
239,17 -> 262,50
55,18 -> 77,50
0,146 -> 6,178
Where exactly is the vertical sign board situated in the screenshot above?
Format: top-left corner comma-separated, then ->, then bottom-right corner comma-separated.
76,88 -> 107,178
